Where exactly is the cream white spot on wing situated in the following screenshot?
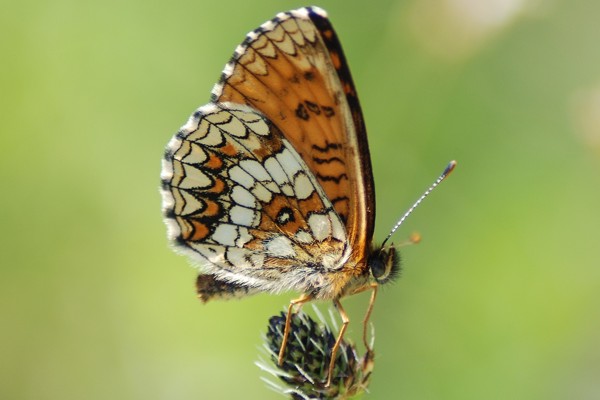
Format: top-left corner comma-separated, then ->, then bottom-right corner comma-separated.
276,209 -> 292,224
262,180 -> 281,194
205,109 -> 232,124
181,141 -> 208,164
231,109 -> 270,136
198,124 -> 225,147
308,213 -> 331,242
179,164 -> 211,189
330,211 -> 346,241
180,190 -> 204,216
295,17 -> 317,43
293,171 -> 314,199
253,35 -> 278,58
251,184 -> 273,203
246,118 -> 269,136
244,51 -> 269,75
294,229 -> 314,244
186,119 -> 210,142
212,224 -> 237,246
264,156 -> 289,185
235,131 -> 263,153
240,159 -> 271,182
271,25 -> 296,55
265,236 -> 296,257
280,18 -> 305,47
277,147 -> 303,178
236,227 -> 252,247
229,165 -> 255,189
277,182 -> 294,197
231,185 -> 257,208
218,115 -> 247,138
230,205 -> 259,227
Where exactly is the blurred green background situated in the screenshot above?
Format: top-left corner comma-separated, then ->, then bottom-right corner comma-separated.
2,0 -> 599,398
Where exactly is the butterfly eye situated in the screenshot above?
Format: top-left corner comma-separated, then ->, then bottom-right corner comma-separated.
369,246 -> 401,284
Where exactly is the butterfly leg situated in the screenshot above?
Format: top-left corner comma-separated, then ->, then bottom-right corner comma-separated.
326,298 -> 350,387
361,283 -> 378,352
278,294 -> 313,366
348,283 -> 379,351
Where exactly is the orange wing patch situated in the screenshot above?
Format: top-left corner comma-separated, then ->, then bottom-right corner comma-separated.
212,8 -> 375,263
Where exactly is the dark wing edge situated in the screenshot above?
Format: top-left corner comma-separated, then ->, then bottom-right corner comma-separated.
307,7 -> 376,249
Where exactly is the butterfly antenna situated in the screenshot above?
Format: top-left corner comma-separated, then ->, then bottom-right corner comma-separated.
381,160 -> 457,249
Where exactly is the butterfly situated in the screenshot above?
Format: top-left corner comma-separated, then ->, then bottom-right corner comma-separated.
160,6 -> 455,386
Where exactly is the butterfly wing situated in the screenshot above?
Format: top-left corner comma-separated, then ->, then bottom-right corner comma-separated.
161,104 -> 351,298
211,7 -> 375,264
161,8 -> 376,299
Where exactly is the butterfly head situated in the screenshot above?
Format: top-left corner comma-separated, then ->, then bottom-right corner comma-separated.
368,245 -> 401,285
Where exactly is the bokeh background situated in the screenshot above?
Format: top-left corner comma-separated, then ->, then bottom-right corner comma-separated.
2,0 -> 599,398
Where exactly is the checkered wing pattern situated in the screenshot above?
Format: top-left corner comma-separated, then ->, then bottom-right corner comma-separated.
161,7 -> 375,300
162,104 -> 350,297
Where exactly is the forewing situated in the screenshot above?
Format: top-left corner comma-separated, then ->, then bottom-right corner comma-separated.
212,7 -> 375,262
161,104 -> 348,294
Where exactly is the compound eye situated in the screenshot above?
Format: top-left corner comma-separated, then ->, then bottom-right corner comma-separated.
369,247 -> 400,284
370,257 -> 387,281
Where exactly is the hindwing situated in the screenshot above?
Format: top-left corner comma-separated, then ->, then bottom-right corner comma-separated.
161,104 -> 350,296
